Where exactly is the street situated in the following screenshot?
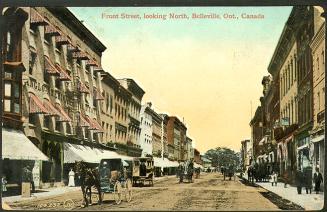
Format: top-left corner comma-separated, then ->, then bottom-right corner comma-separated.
8,173 -> 286,210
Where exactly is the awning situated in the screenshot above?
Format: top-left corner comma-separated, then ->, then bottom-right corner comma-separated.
2,128 -> 49,161
78,81 -> 90,93
45,24 -> 60,36
3,61 -> 26,72
79,113 -> 90,127
29,93 -> 49,114
63,143 -> 129,165
85,116 -> 103,132
311,135 -> 324,143
297,144 -> 309,151
72,51 -> 89,60
153,157 -> 164,167
43,99 -> 60,116
55,63 -> 71,81
64,143 -> 100,163
93,87 -> 104,100
44,56 -> 60,75
55,104 -> 72,122
30,9 -> 48,26
55,34 -> 70,45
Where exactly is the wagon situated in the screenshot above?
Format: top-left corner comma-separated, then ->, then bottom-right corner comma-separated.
97,158 -> 133,204
132,157 -> 154,186
179,160 -> 194,183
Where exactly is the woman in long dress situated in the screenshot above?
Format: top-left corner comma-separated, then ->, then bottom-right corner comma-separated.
68,169 -> 75,187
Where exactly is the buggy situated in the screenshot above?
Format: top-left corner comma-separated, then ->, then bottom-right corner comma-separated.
97,158 -> 132,204
132,157 -> 154,186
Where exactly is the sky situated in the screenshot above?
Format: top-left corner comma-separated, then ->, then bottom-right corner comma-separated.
70,7 -> 292,153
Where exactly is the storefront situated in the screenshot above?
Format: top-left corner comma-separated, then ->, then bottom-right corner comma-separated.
2,128 -> 49,192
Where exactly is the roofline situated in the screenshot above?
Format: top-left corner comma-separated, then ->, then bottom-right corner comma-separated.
46,7 -> 107,55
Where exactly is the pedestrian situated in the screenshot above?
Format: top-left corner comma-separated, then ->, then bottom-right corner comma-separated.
313,167 -> 323,194
2,176 -> 7,192
303,166 -> 312,194
270,171 -> 278,186
295,169 -> 304,194
68,168 -> 75,187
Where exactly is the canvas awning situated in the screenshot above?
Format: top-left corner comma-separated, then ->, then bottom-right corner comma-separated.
153,157 -> 164,167
297,144 -> 309,151
64,143 -> 129,165
311,135 -> 324,143
2,128 -> 49,161
64,143 -> 100,163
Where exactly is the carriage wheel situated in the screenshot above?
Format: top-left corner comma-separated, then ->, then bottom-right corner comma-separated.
125,179 -> 133,202
113,181 -> 122,205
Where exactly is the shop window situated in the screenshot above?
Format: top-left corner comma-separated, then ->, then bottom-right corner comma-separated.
3,70 -> 21,114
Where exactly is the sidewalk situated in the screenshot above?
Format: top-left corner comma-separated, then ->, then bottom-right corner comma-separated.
240,173 -> 324,210
2,186 -> 81,204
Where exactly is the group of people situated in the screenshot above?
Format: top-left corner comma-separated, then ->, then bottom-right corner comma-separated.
294,167 -> 323,194
246,164 -> 324,195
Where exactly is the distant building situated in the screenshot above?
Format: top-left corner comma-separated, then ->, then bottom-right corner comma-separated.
140,103 -> 153,156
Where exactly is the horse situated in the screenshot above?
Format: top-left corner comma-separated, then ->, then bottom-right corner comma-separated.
185,160 -> 194,183
74,161 -> 102,207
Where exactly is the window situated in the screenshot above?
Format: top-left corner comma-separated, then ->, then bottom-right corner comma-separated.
3,70 -> 21,114
44,116 -> 51,128
317,57 -> 320,73
44,69 -> 50,84
55,78 -> 61,89
322,50 -> 325,65
55,121 -> 61,132
29,114 -> 37,125
66,123 -> 71,134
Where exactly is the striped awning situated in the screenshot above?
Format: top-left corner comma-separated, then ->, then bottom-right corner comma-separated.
78,81 -> 90,93
67,43 -> 80,52
45,24 -> 60,36
55,63 -> 71,81
93,87 -> 104,100
43,99 -> 60,116
30,9 -> 48,26
72,51 -> 89,60
29,93 -> 49,114
44,56 -> 60,75
85,116 -> 103,132
79,113 -> 90,127
86,59 -> 98,67
55,104 -> 72,122
55,34 -> 70,45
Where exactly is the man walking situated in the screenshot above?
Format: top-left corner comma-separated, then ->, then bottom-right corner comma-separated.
313,167 -> 323,194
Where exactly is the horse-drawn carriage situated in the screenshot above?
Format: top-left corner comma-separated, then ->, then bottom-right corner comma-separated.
179,160 -> 194,183
223,164 -> 235,181
131,157 -> 154,186
98,158 -> 132,204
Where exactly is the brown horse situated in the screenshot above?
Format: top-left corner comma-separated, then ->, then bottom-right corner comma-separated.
74,161 -> 102,207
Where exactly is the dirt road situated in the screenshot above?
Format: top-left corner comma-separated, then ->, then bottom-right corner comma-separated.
9,173 -> 280,210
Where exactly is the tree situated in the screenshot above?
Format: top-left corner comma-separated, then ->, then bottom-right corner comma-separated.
204,147 -> 240,168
